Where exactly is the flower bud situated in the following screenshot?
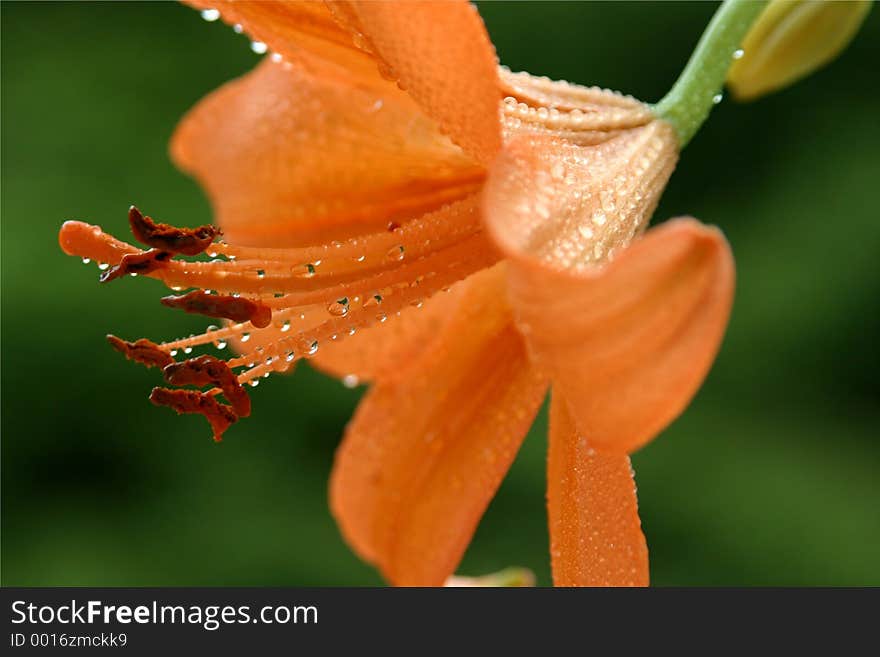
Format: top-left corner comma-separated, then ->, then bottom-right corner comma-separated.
728,0 -> 872,101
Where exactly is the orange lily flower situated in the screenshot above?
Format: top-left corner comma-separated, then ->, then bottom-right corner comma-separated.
58,1 -> 734,586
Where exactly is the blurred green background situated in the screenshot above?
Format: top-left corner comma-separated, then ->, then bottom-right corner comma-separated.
2,1 -> 878,586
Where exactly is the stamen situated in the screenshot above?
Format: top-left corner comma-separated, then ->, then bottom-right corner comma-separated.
106,335 -> 174,369
149,387 -> 237,442
128,206 -> 219,256
163,355 -> 251,417
100,249 -> 171,283
160,290 -> 273,329
62,198 -> 499,441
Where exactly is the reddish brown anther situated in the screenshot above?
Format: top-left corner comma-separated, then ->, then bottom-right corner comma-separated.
160,290 -> 272,328
100,248 -> 171,283
149,387 -> 238,442
128,206 -> 219,256
163,354 -> 251,417
107,335 -> 174,369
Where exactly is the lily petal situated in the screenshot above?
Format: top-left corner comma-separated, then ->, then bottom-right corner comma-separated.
547,393 -> 648,587
484,126 -> 678,272
329,266 -> 548,585
503,218 -> 734,454
172,57 -> 483,246
184,0 -> 501,165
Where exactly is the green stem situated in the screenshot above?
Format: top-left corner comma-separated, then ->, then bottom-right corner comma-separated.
653,0 -> 768,147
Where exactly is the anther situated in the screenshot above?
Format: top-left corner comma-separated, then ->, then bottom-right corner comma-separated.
107,335 -> 174,369
149,387 -> 237,442
128,206 -> 219,256
160,290 -> 272,328
100,248 -> 171,283
163,354 -> 251,417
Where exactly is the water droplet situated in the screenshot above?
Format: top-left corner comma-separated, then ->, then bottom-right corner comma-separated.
285,351 -> 295,363
171,285 -> 184,292
81,257 -> 91,265
250,41 -> 267,54
270,52 -> 283,63
296,263 -> 316,278
256,269 -> 265,279
386,245 -> 405,262
183,346 -> 193,354
232,23 -> 243,34
732,48 -> 744,60
356,254 -> 366,263
377,313 -> 387,323
170,349 -> 178,357
201,8 -> 220,21
240,332 -> 251,343
364,294 -> 383,308
249,379 -> 260,387
215,340 -> 227,351
328,298 -> 349,317
712,93 -> 723,104
309,341 -> 319,355
281,319 -> 291,332
342,374 -> 360,388
97,262 -> 109,271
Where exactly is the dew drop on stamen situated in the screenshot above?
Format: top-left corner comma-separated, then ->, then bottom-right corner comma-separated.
201,8 -> 220,21
97,262 -> 109,271
183,346 -> 193,355
82,257 -> 91,265
170,349 -> 178,357
250,41 -> 268,54
386,245 -> 405,262
342,374 -> 360,389
249,379 -> 260,387
295,263 -> 316,278
270,52 -> 283,63
713,93 -> 723,104
232,23 -> 243,34
285,351 -> 295,363
328,298 -> 349,317
281,319 -> 291,332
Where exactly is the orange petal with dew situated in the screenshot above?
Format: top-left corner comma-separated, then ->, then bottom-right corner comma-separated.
329,266 -> 548,585
484,125 -> 678,272
505,218 -> 735,455
183,0 -> 500,165
329,1 -> 501,164
171,56 -> 483,247
547,393 -> 648,586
